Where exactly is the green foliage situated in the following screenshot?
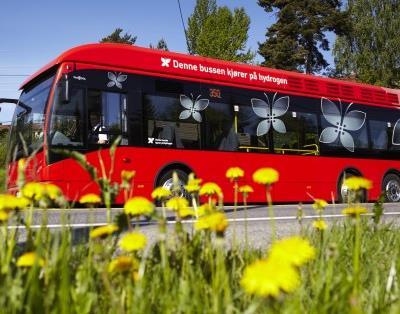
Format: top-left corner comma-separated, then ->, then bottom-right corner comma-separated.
0,212 -> 400,313
100,28 -> 137,45
187,0 -> 254,63
258,0 -> 349,73
149,38 -> 169,51
333,0 -> 400,88
187,0 -> 217,55
0,129 -> 9,192
0,129 -> 8,168
0,169 -> 5,193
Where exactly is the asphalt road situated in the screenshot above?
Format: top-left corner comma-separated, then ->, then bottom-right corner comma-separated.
8,202 -> 400,247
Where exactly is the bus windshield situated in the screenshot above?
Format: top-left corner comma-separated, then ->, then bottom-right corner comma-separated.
9,74 -> 55,160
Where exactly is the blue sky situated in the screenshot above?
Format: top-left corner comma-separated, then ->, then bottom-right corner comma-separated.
0,0 -> 335,123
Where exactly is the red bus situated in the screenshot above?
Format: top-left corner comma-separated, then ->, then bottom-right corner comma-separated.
6,43 -> 400,203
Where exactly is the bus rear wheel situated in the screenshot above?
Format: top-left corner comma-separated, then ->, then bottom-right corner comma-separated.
382,174 -> 400,202
157,169 -> 189,200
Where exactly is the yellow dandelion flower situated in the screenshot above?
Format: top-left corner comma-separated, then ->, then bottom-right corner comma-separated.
79,193 -> 102,205
166,197 -> 189,211
90,224 -> 119,239
44,183 -> 62,200
15,197 -> 30,210
343,177 -> 372,191
197,203 -> 216,216
185,178 -> 202,194
269,236 -> 315,267
179,207 -> 195,218
342,206 -> 368,217
313,219 -> 328,231
121,170 -> 136,182
0,194 -> 22,212
199,182 -> 222,196
124,197 -> 154,217
151,187 -> 172,200
119,232 -> 147,252
239,185 -> 254,194
108,256 -> 138,273
16,252 -> 45,268
253,168 -> 279,185
241,259 -> 300,298
226,167 -> 244,180
0,211 -> 9,222
312,199 -> 328,211
195,212 -> 228,233
21,182 -> 46,201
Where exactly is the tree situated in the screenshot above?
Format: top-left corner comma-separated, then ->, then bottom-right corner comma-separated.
333,0 -> 400,88
258,0 -> 349,74
100,28 -> 137,45
149,38 -> 169,51
187,0 -> 254,63
187,0 -> 217,55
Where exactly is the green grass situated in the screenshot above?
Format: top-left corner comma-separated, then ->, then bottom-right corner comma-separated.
0,168 -> 6,193
0,207 -> 399,313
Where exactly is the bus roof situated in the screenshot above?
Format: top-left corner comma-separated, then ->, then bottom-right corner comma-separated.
21,43 -> 400,106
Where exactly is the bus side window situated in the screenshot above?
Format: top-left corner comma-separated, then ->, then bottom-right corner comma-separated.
87,90 -> 127,145
144,94 -> 201,149
204,101 -> 238,151
237,104 -> 270,152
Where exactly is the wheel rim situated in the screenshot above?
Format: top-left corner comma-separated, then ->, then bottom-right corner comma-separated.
385,180 -> 400,202
341,183 -> 349,202
162,178 -> 187,198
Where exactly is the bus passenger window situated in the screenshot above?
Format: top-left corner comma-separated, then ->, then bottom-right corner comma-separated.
237,105 -> 270,152
144,94 -> 201,149
274,111 -> 319,155
87,90 -> 127,145
205,102 -> 237,151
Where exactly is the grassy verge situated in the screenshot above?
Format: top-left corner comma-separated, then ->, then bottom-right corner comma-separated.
0,155 -> 398,313
0,215 -> 399,313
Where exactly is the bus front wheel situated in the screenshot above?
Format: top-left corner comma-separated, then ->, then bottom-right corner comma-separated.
382,174 -> 400,203
157,169 -> 189,199
338,172 -> 367,203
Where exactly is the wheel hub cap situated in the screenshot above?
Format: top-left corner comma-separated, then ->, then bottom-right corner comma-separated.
386,180 -> 400,202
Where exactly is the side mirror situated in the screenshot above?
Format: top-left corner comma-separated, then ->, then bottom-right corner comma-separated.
59,75 -> 70,104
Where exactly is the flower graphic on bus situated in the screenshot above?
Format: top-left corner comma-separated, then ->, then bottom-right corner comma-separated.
319,98 -> 366,152
107,72 -> 127,89
251,92 -> 289,136
392,119 -> 400,145
179,94 -> 209,123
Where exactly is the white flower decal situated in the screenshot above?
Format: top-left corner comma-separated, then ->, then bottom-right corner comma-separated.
107,72 -> 127,89
179,94 -> 209,123
251,92 -> 289,136
319,98 -> 366,152
392,119 -> 400,145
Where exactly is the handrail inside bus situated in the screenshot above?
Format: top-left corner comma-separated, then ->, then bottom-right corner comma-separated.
238,144 -> 320,155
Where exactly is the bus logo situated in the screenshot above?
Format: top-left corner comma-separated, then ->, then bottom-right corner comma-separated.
179,94 -> 209,123
319,98 -> 366,152
148,137 -> 155,144
107,72 -> 127,89
161,57 -> 171,67
251,92 -> 289,136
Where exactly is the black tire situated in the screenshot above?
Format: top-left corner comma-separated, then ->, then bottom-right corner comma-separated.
382,174 -> 400,203
157,169 -> 189,199
338,172 -> 366,203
